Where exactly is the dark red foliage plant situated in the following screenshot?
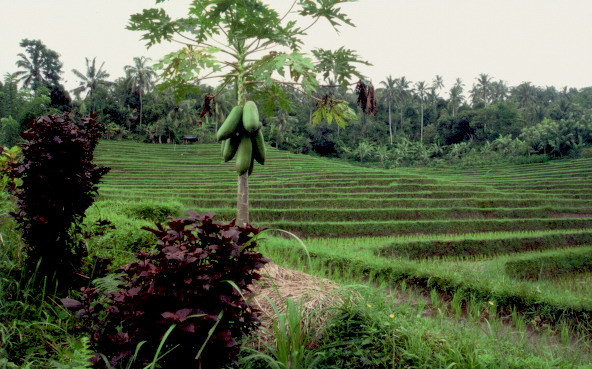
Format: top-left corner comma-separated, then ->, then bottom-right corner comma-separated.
10,113 -> 108,285
355,80 -> 378,116
64,212 -> 270,369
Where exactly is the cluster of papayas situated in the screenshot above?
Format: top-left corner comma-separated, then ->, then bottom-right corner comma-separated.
217,100 -> 266,175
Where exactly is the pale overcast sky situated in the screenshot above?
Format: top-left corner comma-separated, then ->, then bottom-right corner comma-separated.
1,0 -> 591,93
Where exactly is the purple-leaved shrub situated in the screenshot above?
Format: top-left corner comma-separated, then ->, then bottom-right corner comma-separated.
64,212 -> 270,368
11,113 -> 108,285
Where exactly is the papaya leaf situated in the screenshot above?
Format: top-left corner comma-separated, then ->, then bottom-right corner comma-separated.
313,47 -> 369,88
312,109 -> 324,125
312,99 -> 355,128
298,0 -> 355,30
251,84 -> 294,117
127,8 -> 177,48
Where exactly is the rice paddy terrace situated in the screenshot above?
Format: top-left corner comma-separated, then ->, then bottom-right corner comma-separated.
97,142 -> 592,237
96,141 -> 592,237
95,141 -> 592,326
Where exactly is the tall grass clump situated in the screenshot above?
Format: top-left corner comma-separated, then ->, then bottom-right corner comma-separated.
241,298 -> 325,369
0,252 -> 95,367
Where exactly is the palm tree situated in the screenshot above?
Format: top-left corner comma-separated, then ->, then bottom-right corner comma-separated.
448,85 -> 464,117
540,86 -> 558,107
489,80 -> 509,103
469,84 -> 481,107
125,56 -> 156,128
475,73 -> 492,106
71,57 -> 112,113
268,111 -> 298,148
430,75 -> 444,111
427,87 -> 438,110
512,82 -> 538,124
432,75 -> 444,95
448,78 -> 465,117
14,39 -> 63,91
379,75 -> 396,144
395,77 -> 411,136
512,82 -> 535,109
415,81 -> 428,142
15,48 -> 44,90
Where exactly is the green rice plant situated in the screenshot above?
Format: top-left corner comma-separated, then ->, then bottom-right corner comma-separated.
399,281 -> 407,294
505,249 -> 592,280
466,295 -> 483,322
430,288 -> 442,311
121,200 -> 183,222
83,204 -> 157,262
450,290 -> 463,319
313,301 -> 397,369
558,323 -> 571,347
265,218 -> 592,238
510,305 -> 527,341
262,236 -> 592,335
93,141 -> 592,351
195,206 -> 592,223
377,232 -> 592,259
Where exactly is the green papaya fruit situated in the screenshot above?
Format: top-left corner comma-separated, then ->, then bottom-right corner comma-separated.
216,105 -> 242,141
248,155 -> 255,176
242,101 -> 261,133
251,129 -> 266,165
235,136 -> 253,175
223,134 -> 241,162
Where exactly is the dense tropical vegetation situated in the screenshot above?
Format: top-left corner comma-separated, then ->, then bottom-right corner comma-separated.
2,39 -> 592,167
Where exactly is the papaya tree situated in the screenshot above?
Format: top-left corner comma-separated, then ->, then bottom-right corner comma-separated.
129,0 -> 370,225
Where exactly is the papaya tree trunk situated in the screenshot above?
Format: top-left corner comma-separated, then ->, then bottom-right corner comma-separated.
237,173 -> 249,226
236,48 -> 249,226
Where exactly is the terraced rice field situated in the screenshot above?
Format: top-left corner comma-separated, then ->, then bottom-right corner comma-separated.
95,141 -> 592,329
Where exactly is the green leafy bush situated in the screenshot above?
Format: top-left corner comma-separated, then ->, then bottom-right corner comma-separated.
83,201 -> 182,262
0,117 -> 20,147
0,146 -> 20,217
